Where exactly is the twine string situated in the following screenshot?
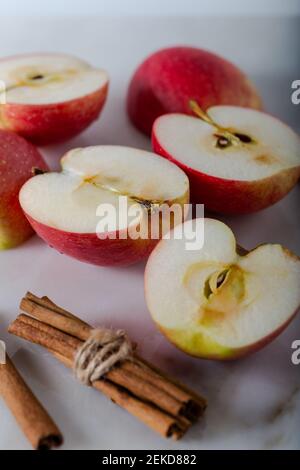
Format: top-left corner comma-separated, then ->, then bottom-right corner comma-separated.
74,328 -> 133,385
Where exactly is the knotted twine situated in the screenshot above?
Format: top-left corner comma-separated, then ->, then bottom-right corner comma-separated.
74,328 -> 133,385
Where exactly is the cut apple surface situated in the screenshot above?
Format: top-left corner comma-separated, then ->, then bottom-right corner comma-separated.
19,146 -> 189,266
152,105 -> 300,214
0,53 -> 109,144
145,218 -> 300,359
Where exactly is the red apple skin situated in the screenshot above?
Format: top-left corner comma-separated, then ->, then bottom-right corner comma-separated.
0,84 -> 108,145
127,46 -> 262,136
152,128 -> 300,214
0,130 -> 48,249
24,214 -> 159,266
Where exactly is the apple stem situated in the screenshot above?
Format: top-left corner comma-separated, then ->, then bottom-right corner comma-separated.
189,100 -> 241,147
87,178 -> 165,213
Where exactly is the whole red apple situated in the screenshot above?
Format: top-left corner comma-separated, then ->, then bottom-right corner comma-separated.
0,129 -> 48,249
127,46 -> 262,136
0,53 -> 108,145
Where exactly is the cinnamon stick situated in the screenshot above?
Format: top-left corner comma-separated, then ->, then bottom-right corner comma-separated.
36,294 -> 207,417
0,353 -> 63,450
9,314 -> 187,439
26,294 -> 206,410
9,293 -> 207,439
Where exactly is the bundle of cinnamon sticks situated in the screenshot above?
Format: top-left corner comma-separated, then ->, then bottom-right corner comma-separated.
9,292 -> 207,439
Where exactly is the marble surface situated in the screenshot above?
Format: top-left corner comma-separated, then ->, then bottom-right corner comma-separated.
0,16 -> 299,450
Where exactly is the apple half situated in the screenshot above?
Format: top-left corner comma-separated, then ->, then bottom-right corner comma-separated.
145,218 -> 300,359
152,105 -> 300,214
0,53 -> 108,144
19,146 -> 189,266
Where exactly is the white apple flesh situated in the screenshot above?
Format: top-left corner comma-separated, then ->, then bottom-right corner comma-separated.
0,53 -> 109,144
19,146 -> 189,266
152,106 -> 300,214
145,218 -> 300,359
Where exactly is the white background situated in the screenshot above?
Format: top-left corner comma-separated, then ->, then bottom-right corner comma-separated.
1,0 -> 300,17
0,2 -> 299,451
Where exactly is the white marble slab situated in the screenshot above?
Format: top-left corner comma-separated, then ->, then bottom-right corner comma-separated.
0,16 -> 299,450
